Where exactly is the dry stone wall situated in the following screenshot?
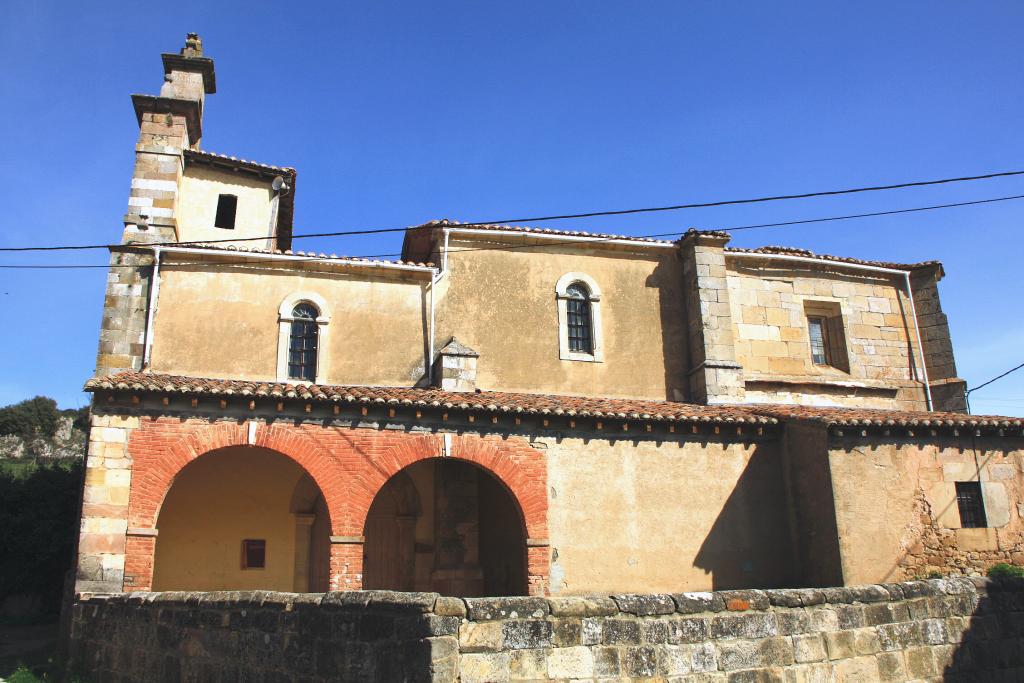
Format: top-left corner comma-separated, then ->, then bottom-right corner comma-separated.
67,578 -> 1024,682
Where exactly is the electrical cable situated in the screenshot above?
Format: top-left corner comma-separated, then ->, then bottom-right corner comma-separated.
967,362 -> 1024,396
1,169 -> 1023,253
3,192 -> 1024,269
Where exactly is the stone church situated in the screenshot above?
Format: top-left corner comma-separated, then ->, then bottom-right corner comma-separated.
76,35 -> 1024,600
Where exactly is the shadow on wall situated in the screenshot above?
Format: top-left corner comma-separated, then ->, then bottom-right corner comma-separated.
692,442 -> 796,590
944,577 -> 1024,679
646,259 -> 690,402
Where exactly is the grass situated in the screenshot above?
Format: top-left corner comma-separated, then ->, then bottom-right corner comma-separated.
2,665 -> 88,683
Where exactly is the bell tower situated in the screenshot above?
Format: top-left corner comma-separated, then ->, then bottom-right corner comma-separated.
94,34 -> 216,377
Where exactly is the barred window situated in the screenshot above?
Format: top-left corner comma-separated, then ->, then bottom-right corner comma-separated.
955,482 -> 987,529
288,303 -> 319,381
566,283 -> 593,354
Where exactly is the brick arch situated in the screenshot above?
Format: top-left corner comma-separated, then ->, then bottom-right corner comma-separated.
345,433 -> 547,539
126,419 -> 343,535
343,431 -> 550,595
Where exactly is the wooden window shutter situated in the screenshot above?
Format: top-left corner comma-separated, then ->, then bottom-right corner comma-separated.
827,315 -> 850,372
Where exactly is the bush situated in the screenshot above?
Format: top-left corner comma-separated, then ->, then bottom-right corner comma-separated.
987,562 -> 1024,579
0,397 -> 60,440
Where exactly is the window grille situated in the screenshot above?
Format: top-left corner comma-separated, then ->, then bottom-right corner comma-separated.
288,303 -> 319,381
955,482 -> 987,528
566,283 -> 593,354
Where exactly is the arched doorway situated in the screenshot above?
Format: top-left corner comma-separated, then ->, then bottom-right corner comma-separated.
362,459 -> 527,596
151,446 -> 331,592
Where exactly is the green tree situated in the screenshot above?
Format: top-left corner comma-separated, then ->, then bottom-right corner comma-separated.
0,397 -> 61,440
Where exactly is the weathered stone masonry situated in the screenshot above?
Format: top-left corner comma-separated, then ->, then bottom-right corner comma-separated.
67,578 -> 1024,682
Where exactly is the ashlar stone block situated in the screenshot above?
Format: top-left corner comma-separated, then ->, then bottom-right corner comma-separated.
546,646 -> 594,679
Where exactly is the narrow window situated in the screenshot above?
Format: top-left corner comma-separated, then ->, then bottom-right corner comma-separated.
214,194 -> 238,230
565,283 -> 593,354
241,539 -> 266,569
288,303 -> 319,381
955,482 -> 987,528
807,315 -> 831,366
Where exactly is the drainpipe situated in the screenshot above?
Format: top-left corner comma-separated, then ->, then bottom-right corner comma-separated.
427,229 -> 451,385
142,246 -> 162,369
728,251 -> 933,410
442,228 -> 450,274
269,176 -> 290,250
428,268 -> 437,385
904,271 -> 933,410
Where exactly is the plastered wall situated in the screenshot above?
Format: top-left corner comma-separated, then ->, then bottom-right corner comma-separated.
435,239 -> 689,401
151,447 -> 308,591
177,166 -> 276,249
826,436 -> 1024,586
149,264 -> 428,385
543,435 -> 793,594
726,259 -> 927,409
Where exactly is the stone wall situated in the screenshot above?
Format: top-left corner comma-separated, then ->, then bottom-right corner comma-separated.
67,578 -> 1024,682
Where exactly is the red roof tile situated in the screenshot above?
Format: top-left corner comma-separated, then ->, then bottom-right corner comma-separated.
85,372 -> 773,424
85,373 -> 1022,432
750,404 -> 1023,429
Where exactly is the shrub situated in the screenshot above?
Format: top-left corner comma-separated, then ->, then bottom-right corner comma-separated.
987,562 -> 1024,579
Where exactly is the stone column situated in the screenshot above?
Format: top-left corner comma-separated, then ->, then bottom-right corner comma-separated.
678,230 -> 745,404
910,264 -> 967,412
76,413 -> 140,593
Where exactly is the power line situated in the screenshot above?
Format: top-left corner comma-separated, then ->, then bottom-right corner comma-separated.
352,193 -> 1024,260
3,192 -> 1024,270
2,168 -> 1023,253
967,362 -> 1024,396
473,169 -> 1024,225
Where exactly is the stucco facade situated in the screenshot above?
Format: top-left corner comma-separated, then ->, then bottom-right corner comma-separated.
75,35 -> 1023,604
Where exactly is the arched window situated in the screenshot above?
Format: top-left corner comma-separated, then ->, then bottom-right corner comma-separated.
555,273 -> 604,362
565,283 -> 593,354
288,303 -> 320,381
277,292 -> 331,383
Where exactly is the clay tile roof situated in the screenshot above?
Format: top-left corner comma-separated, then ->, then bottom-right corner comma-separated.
724,245 -> 942,272
167,242 -> 434,269
183,148 -> 296,175
84,372 -> 1023,434
413,219 -> 678,246
748,404 -> 1024,430
84,372 -> 776,424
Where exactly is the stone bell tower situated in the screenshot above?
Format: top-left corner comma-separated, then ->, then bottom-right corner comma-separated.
94,34 -> 216,377
125,32 -> 216,241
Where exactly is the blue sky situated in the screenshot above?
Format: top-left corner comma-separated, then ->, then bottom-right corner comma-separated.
1,2 -> 1021,415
